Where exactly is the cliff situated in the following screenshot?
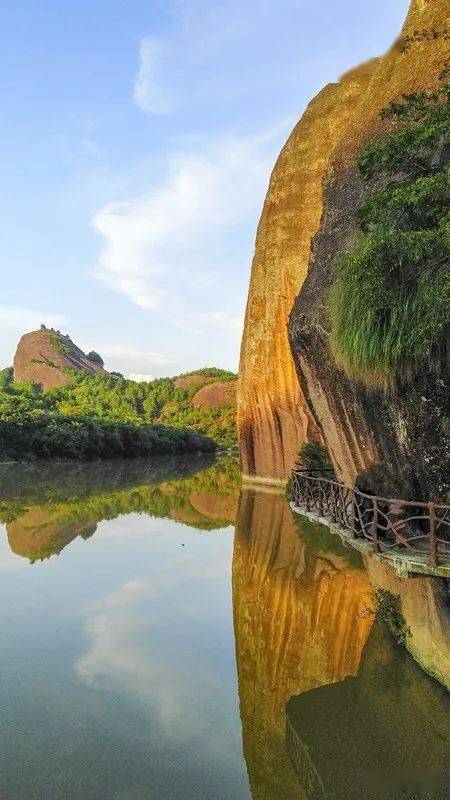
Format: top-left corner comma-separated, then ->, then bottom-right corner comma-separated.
13,328 -> 106,390
7,509 -> 97,561
237,61 -> 377,483
364,558 -> 450,689
233,488 -> 372,799
288,0 -> 450,494
173,373 -> 210,390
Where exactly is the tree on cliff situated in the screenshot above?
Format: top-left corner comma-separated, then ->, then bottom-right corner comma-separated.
329,71 -> 449,387
86,350 -> 104,367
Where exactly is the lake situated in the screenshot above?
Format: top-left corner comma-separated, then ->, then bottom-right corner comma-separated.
1,455 -> 449,800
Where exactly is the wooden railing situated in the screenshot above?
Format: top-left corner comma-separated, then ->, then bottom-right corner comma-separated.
291,469 -> 450,568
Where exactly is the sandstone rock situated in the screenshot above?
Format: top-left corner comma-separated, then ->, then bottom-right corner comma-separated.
173,373 -> 209,390
364,557 -> 450,689
191,379 -> 236,408
188,492 -> 238,524
289,0 -> 450,495
237,61 -> 377,483
13,328 -> 106,390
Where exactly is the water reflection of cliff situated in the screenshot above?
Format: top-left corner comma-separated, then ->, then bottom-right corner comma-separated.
286,622 -> 450,800
1,456 -> 240,562
232,487 -> 373,800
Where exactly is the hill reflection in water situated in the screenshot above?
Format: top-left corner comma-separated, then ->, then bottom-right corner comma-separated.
1,455 -> 240,561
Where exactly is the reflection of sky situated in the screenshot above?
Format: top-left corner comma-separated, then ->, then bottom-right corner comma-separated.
0,524 -> 27,570
0,513 -> 251,800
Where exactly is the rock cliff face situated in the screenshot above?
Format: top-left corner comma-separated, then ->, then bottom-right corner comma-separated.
191,380 -> 237,409
13,328 -> 106,390
288,0 -> 450,494
7,509 -> 97,561
364,558 -> 450,689
237,61 -> 377,483
233,488 -> 372,798
173,373 -> 209,390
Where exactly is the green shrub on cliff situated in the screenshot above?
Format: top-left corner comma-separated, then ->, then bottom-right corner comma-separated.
373,588 -> 410,646
297,442 -> 333,474
329,78 -> 449,386
86,350 -> 104,367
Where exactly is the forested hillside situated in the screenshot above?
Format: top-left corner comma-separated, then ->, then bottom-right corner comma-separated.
0,365 -> 237,461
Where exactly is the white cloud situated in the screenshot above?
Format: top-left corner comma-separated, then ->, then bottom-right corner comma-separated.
92,122 -> 289,327
0,305 -> 66,332
128,372 -> 155,383
133,36 -> 172,115
97,344 -> 170,365
172,310 -> 243,339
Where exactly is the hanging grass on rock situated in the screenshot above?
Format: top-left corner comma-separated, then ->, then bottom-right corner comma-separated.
329,77 -> 450,387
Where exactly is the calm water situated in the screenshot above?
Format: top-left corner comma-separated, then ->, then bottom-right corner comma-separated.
0,456 -> 448,800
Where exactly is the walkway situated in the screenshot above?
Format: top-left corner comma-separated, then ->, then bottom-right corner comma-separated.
290,469 -> 450,578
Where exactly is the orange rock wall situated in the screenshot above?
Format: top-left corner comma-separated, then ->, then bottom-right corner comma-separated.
289,0 -> 450,489
365,558 -> 450,689
237,64 -> 377,483
191,379 -> 237,409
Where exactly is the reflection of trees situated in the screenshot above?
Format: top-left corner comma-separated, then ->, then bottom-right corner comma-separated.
232,488 -> 373,800
2,456 -> 241,562
286,623 -> 450,800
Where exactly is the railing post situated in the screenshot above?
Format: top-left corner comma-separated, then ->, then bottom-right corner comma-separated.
338,484 -> 345,527
318,481 -> 323,518
299,474 -> 303,508
289,469 -> 448,573
429,502 -> 437,568
372,498 -> 381,553
350,491 -> 357,539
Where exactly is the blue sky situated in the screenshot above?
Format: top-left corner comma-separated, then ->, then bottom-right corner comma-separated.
0,0 -> 409,379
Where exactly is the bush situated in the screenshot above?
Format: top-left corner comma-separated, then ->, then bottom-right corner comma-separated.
0,365 -> 237,460
329,78 -> 450,387
297,442 -> 333,474
373,588 -> 410,646
86,350 -> 104,367
0,412 -> 215,462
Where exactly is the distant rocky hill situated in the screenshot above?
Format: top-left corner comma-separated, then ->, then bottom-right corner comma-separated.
192,380 -> 237,409
13,327 -> 107,390
173,373 -> 210,390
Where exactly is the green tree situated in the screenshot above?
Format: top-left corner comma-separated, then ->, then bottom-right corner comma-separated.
0,364 -> 237,460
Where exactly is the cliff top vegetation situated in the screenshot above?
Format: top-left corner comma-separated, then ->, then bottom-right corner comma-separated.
329,71 -> 449,388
